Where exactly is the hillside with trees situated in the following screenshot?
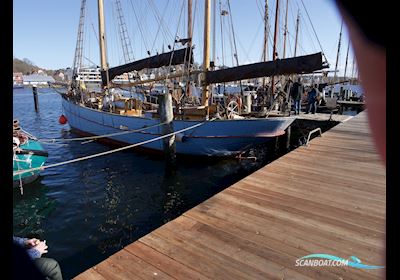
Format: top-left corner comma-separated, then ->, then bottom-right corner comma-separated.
13,57 -> 41,74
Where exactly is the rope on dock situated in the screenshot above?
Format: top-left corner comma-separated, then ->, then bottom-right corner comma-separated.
13,118 -> 215,176
38,121 -> 169,143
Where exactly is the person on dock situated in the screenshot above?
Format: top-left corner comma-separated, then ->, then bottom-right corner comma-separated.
306,84 -> 319,114
13,236 -> 63,280
290,77 -> 304,115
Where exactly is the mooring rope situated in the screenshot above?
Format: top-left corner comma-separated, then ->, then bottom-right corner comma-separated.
38,121 -> 168,143
13,118 -> 215,176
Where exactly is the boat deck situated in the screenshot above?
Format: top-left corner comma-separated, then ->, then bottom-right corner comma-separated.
75,111 -> 386,280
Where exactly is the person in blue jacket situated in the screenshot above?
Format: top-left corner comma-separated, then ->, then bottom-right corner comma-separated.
13,236 -> 63,280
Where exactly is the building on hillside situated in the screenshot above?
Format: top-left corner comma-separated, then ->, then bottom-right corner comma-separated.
13,72 -> 24,88
23,74 -> 55,86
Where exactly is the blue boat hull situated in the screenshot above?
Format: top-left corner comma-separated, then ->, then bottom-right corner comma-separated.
62,97 -> 294,157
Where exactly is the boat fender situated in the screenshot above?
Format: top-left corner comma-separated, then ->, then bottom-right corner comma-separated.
59,114 -> 68,124
175,133 -> 188,143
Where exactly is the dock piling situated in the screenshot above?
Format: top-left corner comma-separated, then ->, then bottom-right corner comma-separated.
285,125 -> 291,151
159,92 -> 176,171
32,85 -> 39,112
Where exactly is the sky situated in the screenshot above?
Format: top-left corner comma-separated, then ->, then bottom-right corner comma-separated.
13,0 -> 356,76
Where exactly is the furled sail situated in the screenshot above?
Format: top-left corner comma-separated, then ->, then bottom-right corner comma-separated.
205,52 -> 327,84
101,47 -> 193,86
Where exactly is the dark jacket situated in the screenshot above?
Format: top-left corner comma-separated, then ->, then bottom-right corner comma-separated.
290,82 -> 303,101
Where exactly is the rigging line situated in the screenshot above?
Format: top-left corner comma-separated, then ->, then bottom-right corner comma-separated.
147,0 -> 174,43
299,0 -> 328,63
87,6 -> 99,45
287,0 -> 298,57
286,29 -> 307,56
243,20 -> 263,63
14,118 -> 216,177
255,0 -> 264,21
38,121 -> 169,143
129,0 -> 150,53
146,0 -> 169,51
227,0 -> 245,65
301,14 -> 317,52
150,0 -> 171,52
167,0 -> 185,71
224,15 -> 235,67
110,1 -> 122,66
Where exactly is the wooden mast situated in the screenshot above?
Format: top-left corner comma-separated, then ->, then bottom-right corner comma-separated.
186,0 -> 193,98
351,57 -> 355,84
202,0 -> 211,114
212,0 -> 216,68
294,9 -> 299,57
270,0 -> 280,95
331,21 -> 343,97
262,0 -> 269,87
97,0 -> 109,88
282,0 -> 289,59
188,0 -> 193,50
343,40 -> 350,81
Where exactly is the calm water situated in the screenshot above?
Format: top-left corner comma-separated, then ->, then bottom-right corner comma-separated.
13,87 -> 280,279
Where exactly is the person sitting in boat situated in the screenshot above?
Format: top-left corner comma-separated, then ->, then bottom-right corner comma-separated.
13,236 -> 63,280
305,84 -> 319,114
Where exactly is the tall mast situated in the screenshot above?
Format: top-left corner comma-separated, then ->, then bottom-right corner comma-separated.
202,0 -> 211,110
329,21 -> 343,97
351,57 -> 355,84
188,0 -> 193,50
262,0 -> 269,62
73,0 -> 87,76
262,0 -> 269,88
212,0 -> 216,66
293,9 -> 299,57
98,0 -> 108,77
343,40 -> 350,81
282,0 -> 289,59
271,0 -> 280,95
333,21 -> 343,83
186,0 -> 193,98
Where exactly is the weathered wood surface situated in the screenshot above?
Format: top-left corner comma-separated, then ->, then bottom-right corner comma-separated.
75,111 -> 385,279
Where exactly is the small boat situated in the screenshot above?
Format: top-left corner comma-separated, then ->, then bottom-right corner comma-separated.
13,120 -> 48,187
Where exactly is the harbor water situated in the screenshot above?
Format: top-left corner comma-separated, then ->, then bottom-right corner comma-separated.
13,87 -> 285,278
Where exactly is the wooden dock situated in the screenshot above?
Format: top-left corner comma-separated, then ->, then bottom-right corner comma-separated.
75,111 -> 385,280
294,112 -> 353,122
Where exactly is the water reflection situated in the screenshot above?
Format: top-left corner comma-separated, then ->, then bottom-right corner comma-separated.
13,179 -> 57,237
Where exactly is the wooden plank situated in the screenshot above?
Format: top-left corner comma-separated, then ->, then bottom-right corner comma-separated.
75,111 -> 386,280
91,249 -> 173,280
125,242 -> 209,280
74,269 -> 107,280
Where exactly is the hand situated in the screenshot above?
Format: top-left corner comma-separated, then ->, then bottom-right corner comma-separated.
33,241 -> 48,256
25,238 -> 40,248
